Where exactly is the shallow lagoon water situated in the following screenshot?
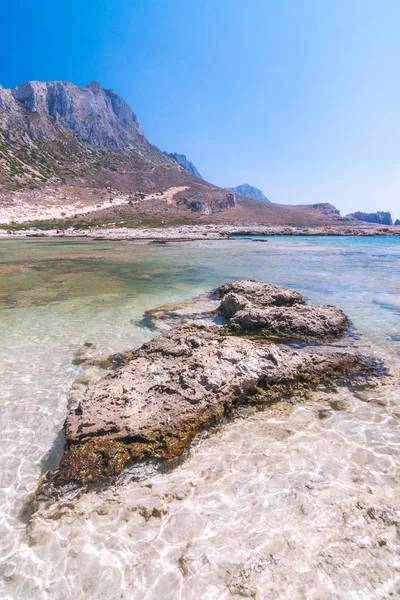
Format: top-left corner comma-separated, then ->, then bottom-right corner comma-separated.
0,236 -> 399,599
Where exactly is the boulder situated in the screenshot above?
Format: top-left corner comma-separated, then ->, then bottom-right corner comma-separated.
226,297 -> 348,339
216,280 -> 305,309
216,280 -> 347,340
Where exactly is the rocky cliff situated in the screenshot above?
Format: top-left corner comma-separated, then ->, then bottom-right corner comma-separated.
163,152 -> 203,179
347,211 -> 393,225
2,80 -> 145,152
227,183 -> 270,203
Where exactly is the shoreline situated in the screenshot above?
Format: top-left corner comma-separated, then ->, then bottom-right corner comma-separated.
2,234 -> 399,599
1,223 -> 400,240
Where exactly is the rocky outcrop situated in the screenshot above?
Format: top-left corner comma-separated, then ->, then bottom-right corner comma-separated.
163,152 -> 203,179
48,325 -> 373,489
347,211 -> 393,226
216,280 -> 347,339
216,280 -> 304,309
188,191 -> 237,214
310,203 -> 341,216
394,219 -> 400,226
227,183 -> 270,203
38,281 -> 382,496
222,298 -> 347,339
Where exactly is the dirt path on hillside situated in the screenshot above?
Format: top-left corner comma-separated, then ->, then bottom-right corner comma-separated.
0,186 -> 189,224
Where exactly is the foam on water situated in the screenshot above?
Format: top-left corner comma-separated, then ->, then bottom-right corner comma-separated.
0,236 -> 399,599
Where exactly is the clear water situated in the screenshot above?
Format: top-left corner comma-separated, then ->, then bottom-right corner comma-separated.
0,236 -> 399,599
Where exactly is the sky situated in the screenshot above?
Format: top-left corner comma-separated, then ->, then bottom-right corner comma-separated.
2,0 -> 400,218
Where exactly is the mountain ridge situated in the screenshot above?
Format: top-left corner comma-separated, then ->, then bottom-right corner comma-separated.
0,79 -> 352,228
227,183 -> 270,203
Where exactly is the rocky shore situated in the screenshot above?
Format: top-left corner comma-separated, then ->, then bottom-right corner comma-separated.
1,223 -> 400,240
86,224 -> 400,240
38,280 -> 383,498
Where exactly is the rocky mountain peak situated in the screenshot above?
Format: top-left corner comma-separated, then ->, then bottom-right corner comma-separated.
163,152 -> 203,179
227,183 -> 270,203
3,80 -> 144,152
85,80 -> 103,92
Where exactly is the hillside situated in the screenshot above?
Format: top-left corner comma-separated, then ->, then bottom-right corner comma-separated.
0,80 -> 349,228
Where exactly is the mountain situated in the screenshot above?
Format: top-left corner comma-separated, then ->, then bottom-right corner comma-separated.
163,152 -> 203,179
0,80 -> 238,219
227,183 -> 270,203
2,80 -> 144,152
347,211 -> 393,226
0,79 -> 350,227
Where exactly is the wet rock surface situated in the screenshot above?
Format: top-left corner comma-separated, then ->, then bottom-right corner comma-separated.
39,281 -> 383,495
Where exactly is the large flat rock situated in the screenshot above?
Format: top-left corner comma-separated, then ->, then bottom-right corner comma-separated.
46,331 -> 376,490
38,281 -> 382,495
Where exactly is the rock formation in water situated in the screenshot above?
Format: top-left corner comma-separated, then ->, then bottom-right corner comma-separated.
163,152 -> 203,179
394,219 -> 400,226
347,211 -> 393,225
227,183 -> 270,203
37,280 -> 382,497
309,203 -> 341,216
216,280 -> 347,339
0,80 -> 241,218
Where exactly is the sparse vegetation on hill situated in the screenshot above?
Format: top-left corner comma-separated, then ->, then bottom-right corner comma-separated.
0,80 -> 351,227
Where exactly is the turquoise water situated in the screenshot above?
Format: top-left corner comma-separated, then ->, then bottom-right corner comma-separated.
0,236 -> 399,347
0,236 -> 399,599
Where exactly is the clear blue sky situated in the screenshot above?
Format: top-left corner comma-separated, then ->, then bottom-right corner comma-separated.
2,0 -> 399,218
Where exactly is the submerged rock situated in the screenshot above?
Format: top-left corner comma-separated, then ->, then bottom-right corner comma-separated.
139,294 -> 221,331
37,281 -> 383,495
